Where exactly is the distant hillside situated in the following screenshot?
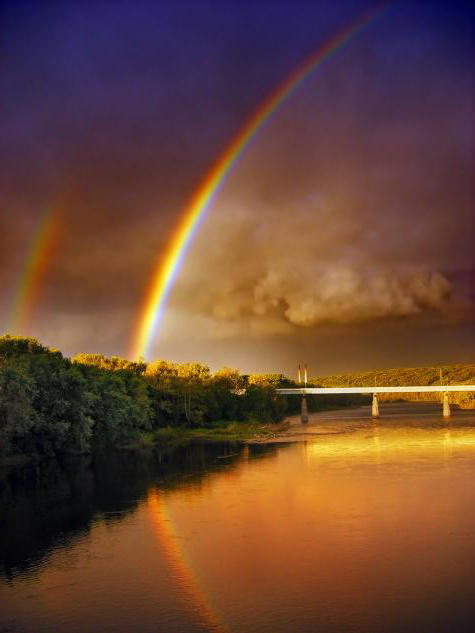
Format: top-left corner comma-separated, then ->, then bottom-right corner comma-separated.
312,364 -> 475,409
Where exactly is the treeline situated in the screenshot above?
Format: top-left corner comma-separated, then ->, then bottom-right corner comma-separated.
0,336 -> 294,460
312,364 -> 475,409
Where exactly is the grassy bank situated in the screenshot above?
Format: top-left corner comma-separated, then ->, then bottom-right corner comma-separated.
140,419 -> 291,446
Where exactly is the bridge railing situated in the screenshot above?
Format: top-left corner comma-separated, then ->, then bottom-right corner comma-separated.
276,385 -> 475,395
275,385 -> 475,420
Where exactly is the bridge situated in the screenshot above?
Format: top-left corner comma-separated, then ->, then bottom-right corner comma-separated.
276,385 -> 475,421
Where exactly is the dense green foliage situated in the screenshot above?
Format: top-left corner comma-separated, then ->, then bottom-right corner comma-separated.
0,336 -> 289,460
313,364 -> 475,409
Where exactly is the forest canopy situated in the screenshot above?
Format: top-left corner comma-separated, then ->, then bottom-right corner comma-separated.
0,336 -> 290,460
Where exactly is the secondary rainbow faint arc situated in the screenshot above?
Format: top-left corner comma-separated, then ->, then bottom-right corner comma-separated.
6,207 -> 62,334
131,3 -> 390,360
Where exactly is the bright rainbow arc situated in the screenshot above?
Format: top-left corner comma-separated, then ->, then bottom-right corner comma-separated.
131,4 -> 390,360
6,207 -> 62,334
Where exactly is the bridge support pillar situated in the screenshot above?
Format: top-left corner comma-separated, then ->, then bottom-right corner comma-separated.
301,396 -> 308,424
443,391 -> 451,418
372,393 -> 379,418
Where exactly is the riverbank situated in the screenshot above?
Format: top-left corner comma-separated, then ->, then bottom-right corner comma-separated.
138,404 -> 369,447
139,404 -> 370,447
140,419 -> 291,446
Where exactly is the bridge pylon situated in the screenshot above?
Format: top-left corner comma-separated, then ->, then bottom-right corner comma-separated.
443,391 -> 451,418
372,393 -> 379,418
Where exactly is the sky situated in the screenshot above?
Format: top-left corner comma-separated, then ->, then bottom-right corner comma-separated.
1,0 -> 473,375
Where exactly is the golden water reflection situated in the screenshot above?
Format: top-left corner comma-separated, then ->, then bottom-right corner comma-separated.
160,424 -> 475,633
303,425 -> 475,463
1,415 -> 475,633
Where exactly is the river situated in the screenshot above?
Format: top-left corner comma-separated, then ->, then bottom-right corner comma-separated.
1,403 -> 475,633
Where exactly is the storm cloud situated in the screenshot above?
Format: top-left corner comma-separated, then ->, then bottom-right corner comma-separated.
0,1 -> 473,371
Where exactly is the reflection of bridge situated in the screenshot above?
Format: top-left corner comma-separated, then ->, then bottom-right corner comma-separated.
276,385 -> 475,421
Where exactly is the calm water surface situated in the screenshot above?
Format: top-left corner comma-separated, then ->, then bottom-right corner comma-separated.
1,403 -> 475,633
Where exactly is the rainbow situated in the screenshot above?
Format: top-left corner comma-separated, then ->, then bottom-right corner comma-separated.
5,206 -> 62,334
147,490 -> 228,633
131,4 -> 390,359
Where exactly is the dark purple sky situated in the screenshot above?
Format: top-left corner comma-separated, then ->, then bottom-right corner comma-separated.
1,1 -> 473,374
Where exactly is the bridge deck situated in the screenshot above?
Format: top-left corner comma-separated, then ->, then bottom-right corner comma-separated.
277,385 -> 475,395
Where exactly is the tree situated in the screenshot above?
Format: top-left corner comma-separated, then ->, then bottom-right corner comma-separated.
0,360 -> 36,455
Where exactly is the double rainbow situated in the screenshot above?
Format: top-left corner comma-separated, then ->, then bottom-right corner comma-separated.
130,4 -> 389,360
